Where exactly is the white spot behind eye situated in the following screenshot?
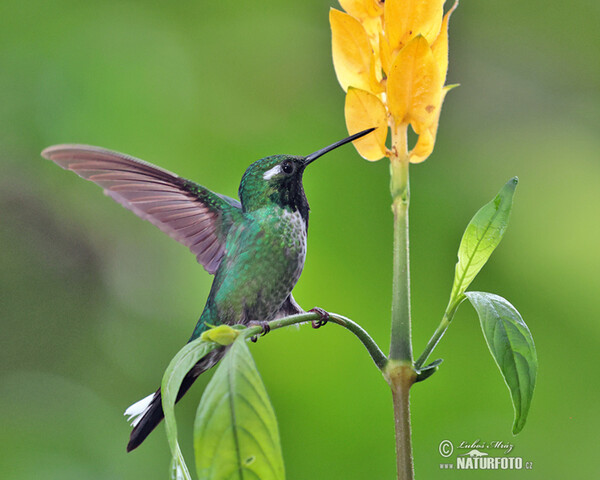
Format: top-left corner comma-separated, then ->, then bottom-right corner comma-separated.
263,165 -> 282,180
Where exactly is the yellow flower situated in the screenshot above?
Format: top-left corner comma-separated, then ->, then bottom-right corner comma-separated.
330,0 -> 458,163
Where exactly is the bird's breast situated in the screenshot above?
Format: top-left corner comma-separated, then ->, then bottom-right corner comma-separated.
213,207 -> 307,322
255,207 -> 307,286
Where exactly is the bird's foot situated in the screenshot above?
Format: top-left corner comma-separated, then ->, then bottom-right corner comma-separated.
309,307 -> 329,329
248,320 -> 271,343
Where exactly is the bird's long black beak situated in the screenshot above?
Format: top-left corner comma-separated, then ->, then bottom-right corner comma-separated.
303,128 -> 376,166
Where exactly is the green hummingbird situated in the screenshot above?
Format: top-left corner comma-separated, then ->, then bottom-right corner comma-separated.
41,128 -> 374,451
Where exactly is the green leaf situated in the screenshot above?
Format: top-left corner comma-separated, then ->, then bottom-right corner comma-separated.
466,291 -> 537,434
161,337 -> 222,480
194,337 -> 285,480
450,178 -> 518,305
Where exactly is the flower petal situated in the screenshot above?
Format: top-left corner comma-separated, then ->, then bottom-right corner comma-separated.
330,8 -> 376,92
387,35 -> 443,128
384,0 -> 444,51
345,87 -> 388,161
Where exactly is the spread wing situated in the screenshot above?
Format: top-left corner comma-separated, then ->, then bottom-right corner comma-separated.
42,144 -> 243,274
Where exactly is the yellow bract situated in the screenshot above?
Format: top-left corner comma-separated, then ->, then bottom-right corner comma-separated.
384,0 -> 444,50
345,87 -> 388,160
431,1 -> 458,87
410,85 -> 453,163
387,35 -> 442,129
339,0 -> 383,20
330,0 -> 458,164
330,9 -> 378,93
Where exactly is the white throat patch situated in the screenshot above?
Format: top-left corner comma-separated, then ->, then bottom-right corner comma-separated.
263,165 -> 282,180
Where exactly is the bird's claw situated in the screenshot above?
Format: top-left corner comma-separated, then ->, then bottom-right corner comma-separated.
309,307 -> 329,329
249,321 -> 271,343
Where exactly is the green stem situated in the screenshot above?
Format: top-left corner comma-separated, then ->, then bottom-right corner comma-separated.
243,311 -> 388,370
415,313 -> 451,370
385,362 -> 417,480
389,128 -> 412,362
415,296 -> 464,369
387,123 -> 415,480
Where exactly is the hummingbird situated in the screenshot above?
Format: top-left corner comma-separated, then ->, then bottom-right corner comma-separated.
41,127 -> 374,452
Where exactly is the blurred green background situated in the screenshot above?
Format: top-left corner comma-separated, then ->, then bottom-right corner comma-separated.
1,0 -> 598,478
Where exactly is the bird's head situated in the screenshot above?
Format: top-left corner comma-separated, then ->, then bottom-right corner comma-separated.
238,128 -> 374,225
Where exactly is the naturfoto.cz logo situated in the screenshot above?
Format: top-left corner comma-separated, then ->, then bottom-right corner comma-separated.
438,439 -> 533,471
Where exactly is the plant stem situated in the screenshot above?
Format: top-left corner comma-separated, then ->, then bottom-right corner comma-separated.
389,125 -> 412,362
244,311 -> 388,370
414,296 -> 464,369
387,122 -> 416,480
415,313 -> 451,370
385,361 -> 417,480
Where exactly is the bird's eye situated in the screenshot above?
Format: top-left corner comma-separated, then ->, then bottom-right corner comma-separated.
281,160 -> 294,174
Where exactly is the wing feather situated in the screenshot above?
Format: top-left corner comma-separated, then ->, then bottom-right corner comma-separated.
42,144 -> 243,274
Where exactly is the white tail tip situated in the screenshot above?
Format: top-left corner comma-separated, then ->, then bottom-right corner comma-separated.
124,393 -> 154,427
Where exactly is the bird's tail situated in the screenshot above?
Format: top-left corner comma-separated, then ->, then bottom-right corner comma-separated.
124,346 -> 227,452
